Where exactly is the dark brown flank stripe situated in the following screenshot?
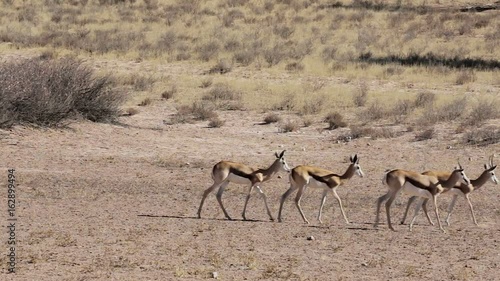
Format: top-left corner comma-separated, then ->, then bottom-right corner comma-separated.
229,167 -> 253,180
310,173 -> 330,185
405,176 -> 436,193
310,172 -> 339,185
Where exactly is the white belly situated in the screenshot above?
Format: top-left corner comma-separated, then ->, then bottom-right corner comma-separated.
227,173 -> 252,185
402,183 -> 433,199
306,178 -> 330,189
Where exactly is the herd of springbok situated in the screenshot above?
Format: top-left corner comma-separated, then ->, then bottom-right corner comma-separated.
197,151 -> 498,233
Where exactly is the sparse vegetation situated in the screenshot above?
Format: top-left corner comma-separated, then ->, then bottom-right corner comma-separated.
463,126 -> 500,146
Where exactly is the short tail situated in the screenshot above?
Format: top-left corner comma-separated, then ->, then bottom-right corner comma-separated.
381,169 -> 392,185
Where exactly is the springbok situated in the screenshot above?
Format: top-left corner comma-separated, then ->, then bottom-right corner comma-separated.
197,150 -> 290,221
277,154 -> 364,224
401,155 -> 498,227
375,162 -> 470,232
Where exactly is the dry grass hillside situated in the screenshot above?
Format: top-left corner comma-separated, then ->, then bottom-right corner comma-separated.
0,0 -> 499,280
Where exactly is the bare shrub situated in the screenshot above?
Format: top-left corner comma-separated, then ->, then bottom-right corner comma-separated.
338,126 -> 400,141
321,46 -> 337,63
414,91 -> 435,108
168,109 -> 192,124
415,127 -> 435,141
273,93 -> 296,111
263,113 -> 281,124
279,120 -> 299,133
208,117 -> 225,128
302,116 -> 314,127
161,85 -> 177,99
419,97 -> 467,125
233,49 -> 256,66
0,57 -> 122,127
123,107 -> 139,116
198,41 -> 221,61
209,59 -> 232,74
191,101 -> 217,121
324,112 -> 347,130
462,101 -> 498,127
138,97 -> 152,106
391,99 -> 414,123
455,69 -> 476,85
301,95 -> 324,115
463,126 -> 500,146
131,75 -> 155,91
358,102 -> 386,122
202,83 -> 243,110
200,77 -> 213,88
353,81 -> 369,107
285,61 -> 304,72
156,30 -> 177,54
273,24 -> 295,39
263,45 -> 286,67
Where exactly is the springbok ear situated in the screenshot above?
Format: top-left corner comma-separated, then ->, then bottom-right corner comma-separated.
485,164 -> 489,170
275,152 -> 279,158
279,150 -> 286,158
490,165 -> 497,171
351,154 -> 358,164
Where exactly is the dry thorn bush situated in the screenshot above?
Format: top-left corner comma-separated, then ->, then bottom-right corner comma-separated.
161,85 -> 177,99
0,57 -> 122,127
279,120 -> 299,133
417,97 -> 467,126
414,91 -> 436,108
263,113 -> 281,124
200,77 -> 213,88
463,126 -> 500,146
208,117 -> 225,128
353,81 -> 369,107
202,83 -> 243,110
414,127 -> 435,141
324,112 -> 347,130
461,101 -> 498,127
358,102 -> 387,123
138,97 -> 152,106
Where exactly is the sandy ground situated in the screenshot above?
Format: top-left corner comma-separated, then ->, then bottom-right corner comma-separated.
1,60 -> 500,281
